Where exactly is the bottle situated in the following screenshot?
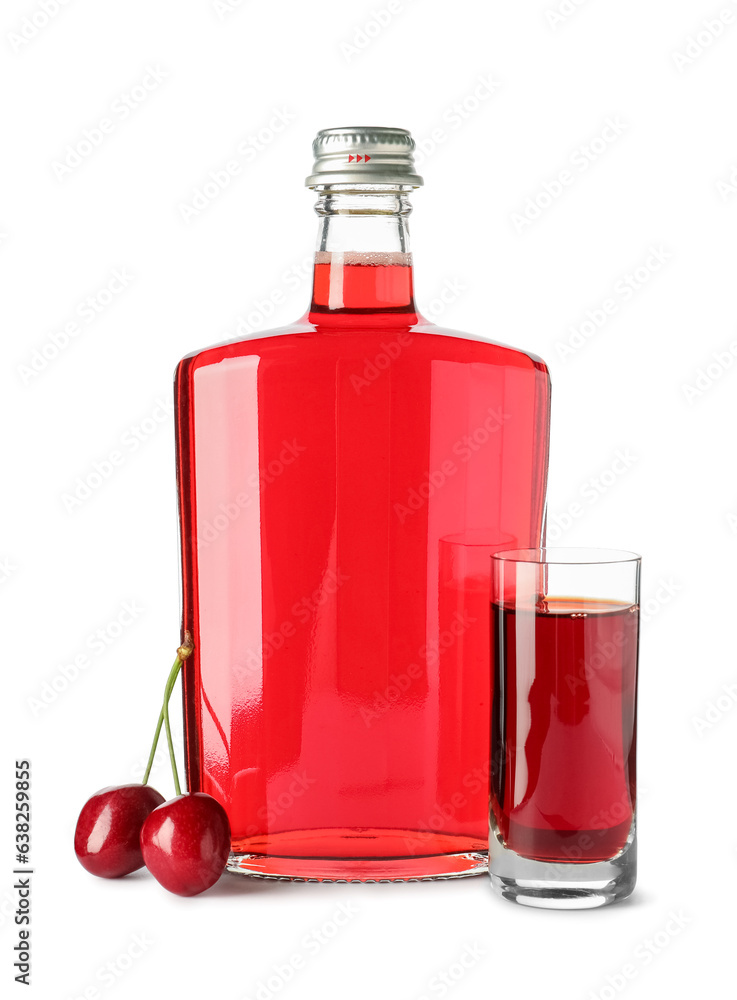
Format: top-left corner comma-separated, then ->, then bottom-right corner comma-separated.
174,126 -> 551,881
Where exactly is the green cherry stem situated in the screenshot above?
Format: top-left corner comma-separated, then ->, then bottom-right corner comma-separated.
163,662 -> 181,797
142,632 -> 194,794
142,657 -> 180,787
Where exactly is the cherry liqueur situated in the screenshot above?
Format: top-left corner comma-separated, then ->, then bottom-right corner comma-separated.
175,127 -> 551,880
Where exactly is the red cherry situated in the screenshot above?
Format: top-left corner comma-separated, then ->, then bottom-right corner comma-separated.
75,784 -> 165,878
140,793 -> 230,896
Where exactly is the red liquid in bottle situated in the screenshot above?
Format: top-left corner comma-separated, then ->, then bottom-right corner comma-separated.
491,598 -> 639,864
175,255 -> 550,879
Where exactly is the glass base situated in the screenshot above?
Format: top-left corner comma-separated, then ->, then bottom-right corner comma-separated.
227,850 -> 487,882
489,823 -> 636,909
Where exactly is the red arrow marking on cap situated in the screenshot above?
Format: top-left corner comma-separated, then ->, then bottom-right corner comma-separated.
356,155 -> 363,162
365,155 -> 371,162
348,155 -> 355,162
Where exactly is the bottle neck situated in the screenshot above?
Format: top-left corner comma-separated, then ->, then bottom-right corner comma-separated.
308,186 -> 417,322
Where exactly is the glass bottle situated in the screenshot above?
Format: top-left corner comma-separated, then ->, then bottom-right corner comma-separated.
174,127 -> 551,880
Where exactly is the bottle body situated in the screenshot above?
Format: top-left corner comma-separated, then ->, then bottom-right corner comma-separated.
175,271 -> 550,879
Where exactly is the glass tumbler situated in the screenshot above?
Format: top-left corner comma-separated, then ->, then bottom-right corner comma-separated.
489,548 -> 640,908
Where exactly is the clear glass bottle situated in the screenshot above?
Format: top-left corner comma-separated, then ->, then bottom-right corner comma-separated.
175,127 -> 551,881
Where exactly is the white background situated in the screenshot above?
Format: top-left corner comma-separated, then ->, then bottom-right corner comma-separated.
3,1 -> 736,998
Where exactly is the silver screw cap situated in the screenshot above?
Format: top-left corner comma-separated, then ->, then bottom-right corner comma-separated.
305,126 -> 423,188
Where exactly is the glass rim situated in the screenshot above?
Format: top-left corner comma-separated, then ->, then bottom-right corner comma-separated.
491,546 -> 641,566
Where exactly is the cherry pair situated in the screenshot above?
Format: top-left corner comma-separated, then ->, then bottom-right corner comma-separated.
74,635 -> 230,896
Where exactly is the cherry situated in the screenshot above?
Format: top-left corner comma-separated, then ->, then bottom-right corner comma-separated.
140,793 -> 230,896
75,784 -> 165,878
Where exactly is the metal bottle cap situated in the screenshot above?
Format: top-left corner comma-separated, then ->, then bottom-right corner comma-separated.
305,126 -> 423,188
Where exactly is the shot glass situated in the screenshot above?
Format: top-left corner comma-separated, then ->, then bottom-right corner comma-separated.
489,548 -> 640,908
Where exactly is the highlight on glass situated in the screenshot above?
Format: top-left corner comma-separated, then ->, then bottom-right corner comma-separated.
489,547 -> 640,908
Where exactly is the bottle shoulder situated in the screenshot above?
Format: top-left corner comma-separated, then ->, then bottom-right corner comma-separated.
411,321 -> 549,374
176,317 -> 549,379
177,322 -> 311,364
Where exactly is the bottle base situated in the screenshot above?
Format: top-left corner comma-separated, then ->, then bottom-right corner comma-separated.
226,827 -> 487,881
226,828 -> 486,882
488,822 -> 636,908
227,851 -> 487,881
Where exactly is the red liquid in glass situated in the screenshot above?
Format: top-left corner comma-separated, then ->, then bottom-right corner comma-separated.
491,598 -> 639,864
175,257 -> 550,878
